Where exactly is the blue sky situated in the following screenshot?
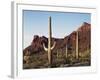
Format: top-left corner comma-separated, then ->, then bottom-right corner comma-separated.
23,10 -> 91,48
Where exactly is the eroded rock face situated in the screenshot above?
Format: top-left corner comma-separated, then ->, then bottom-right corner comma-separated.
78,22 -> 91,52
23,22 -> 91,55
66,22 -> 91,53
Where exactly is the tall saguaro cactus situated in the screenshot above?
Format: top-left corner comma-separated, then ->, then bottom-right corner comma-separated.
43,16 -> 56,66
76,31 -> 79,59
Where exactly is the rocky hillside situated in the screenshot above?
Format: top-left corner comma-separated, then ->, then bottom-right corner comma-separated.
23,22 -> 91,69
23,22 -> 91,55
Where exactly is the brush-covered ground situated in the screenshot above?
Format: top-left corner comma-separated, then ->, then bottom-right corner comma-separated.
23,49 -> 91,69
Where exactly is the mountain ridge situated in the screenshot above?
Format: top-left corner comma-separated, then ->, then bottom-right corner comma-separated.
23,22 -> 91,56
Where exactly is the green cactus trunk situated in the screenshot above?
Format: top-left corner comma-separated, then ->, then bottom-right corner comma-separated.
43,16 -> 56,67
48,16 -> 52,65
76,31 -> 79,59
66,45 -> 68,59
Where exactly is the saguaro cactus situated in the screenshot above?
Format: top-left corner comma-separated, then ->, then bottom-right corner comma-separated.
66,44 -> 68,59
76,30 -> 79,59
43,16 -> 56,66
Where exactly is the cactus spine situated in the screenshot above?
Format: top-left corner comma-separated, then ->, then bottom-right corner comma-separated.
43,16 -> 56,66
76,31 -> 79,59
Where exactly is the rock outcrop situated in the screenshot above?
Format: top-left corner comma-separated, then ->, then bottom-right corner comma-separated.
23,22 -> 91,56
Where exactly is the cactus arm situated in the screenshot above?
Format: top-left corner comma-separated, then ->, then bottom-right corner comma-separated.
51,41 -> 56,50
43,43 -> 48,51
